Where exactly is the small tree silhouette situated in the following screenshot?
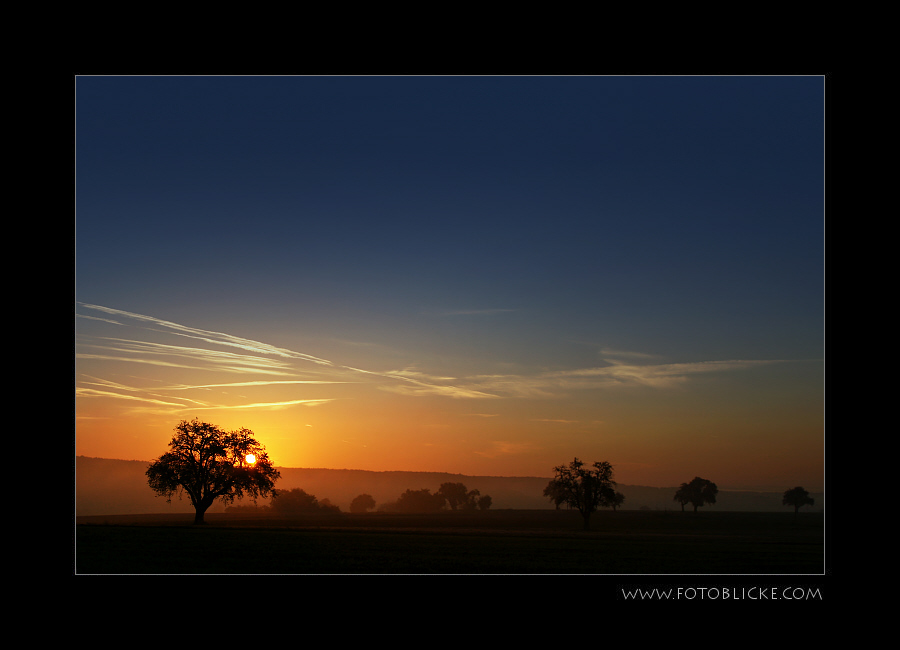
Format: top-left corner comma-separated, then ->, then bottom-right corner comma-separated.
393,488 -> 445,512
674,477 -> 718,512
437,482 -> 469,510
782,486 -> 815,514
271,488 -> 322,514
350,493 -> 377,513
606,490 -> 625,511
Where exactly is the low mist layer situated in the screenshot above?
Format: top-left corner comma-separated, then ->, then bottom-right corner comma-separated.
75,456 -> 822,517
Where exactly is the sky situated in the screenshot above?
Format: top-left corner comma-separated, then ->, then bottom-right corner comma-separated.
75,75 -> 824,490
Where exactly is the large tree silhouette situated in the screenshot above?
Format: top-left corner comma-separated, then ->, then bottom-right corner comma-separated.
545,458 -> 617,530
146,419 -> 280,524
674,476 -> 718,512
782,486 -> 815,513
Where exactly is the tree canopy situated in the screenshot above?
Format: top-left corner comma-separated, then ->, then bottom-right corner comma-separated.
608,491 -> 626,511
271,488 -> 340,514
543,480 -> 569,510
437,482 -> 469,510
673,477 -> 718,512
350,493 -> 377,513
545,458 -> 617,530
146,419 -> 280,524
380,483 -> 493,513
394,488 -> 446,512
782,486 -> 815,513
438,482 -> 492,510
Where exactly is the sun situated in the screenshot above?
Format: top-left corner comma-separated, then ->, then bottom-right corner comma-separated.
245,454 -> 257,465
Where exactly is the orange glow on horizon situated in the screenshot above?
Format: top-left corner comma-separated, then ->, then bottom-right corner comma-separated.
73,303 -> 824,492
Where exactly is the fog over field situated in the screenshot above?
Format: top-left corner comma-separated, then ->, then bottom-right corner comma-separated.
75,456 -> 823,517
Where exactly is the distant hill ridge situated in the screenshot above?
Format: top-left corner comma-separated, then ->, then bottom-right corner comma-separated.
74,456 -> 822,517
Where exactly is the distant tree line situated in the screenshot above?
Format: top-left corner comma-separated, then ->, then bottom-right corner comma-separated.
378,482 -> 492,513
226,488 -> 341,515
226,482 -> 494,515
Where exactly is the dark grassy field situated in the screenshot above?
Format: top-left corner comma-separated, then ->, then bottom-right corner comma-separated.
75,509 -> 824,575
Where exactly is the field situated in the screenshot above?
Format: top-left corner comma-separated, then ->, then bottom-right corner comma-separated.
74,509 -> 825,575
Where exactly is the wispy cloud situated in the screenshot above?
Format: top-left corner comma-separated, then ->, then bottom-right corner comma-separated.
75,387 -> 189,408
376,368 -> 501,399
473,440 -> 541,459
76,313 -> 124,326
160,380 -> 351,391
78,304 -> 333,365
75,303 -> 783,417
75,304 -> 501,412
81,338 -> 297,375
378,383 -> 500,399
185,398 -> 335,411
76,353 -> 218,373
76,376 -> 336,413
599,347 -> 661,361
440,309 -> 516,316
468,359 -> 781,396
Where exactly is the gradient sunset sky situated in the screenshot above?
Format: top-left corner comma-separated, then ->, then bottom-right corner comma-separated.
75,75 -> 824,490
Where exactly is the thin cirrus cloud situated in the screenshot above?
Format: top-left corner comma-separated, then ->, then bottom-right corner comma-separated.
75,303 -> 781,414
76,375 -> 335,414
75,303 -> 499,410
467,358 -> 781,398
473,440 -> 541,459
439,309 -> 517,316
186,398 -> 335,411
75,387 -> 188,409
78,303 -> 333,365
161,380 -> 351,390
80,338 -> 297,375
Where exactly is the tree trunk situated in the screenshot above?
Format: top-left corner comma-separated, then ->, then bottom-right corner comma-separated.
193,492 -> 220,524
194,498 -> 214,524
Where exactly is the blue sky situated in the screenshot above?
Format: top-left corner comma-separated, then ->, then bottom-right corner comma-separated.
75,76 -> 824,489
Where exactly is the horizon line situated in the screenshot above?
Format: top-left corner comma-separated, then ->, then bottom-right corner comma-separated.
73,455 -> 822,492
